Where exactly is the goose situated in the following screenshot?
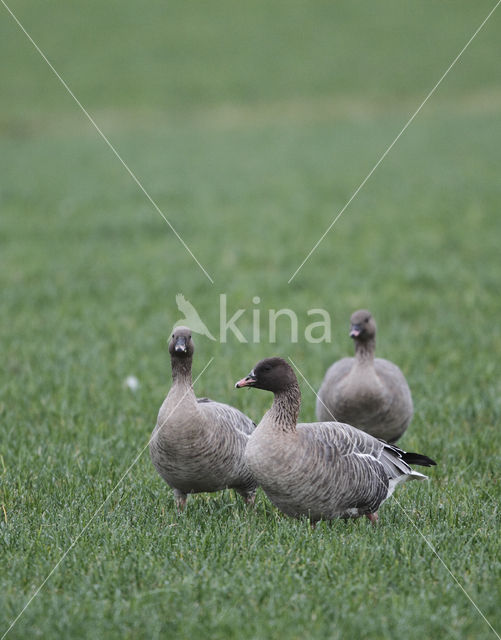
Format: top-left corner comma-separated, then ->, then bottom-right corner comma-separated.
235,357 -> 435,524
150,326 -> 257,509
316,310 -> 413,443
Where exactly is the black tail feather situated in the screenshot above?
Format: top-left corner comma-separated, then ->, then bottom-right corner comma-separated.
401,451 -> 437,467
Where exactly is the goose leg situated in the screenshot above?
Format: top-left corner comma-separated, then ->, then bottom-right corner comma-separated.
174,489 -> 187,511
236,488 -> 256,506
366,512 -> 379,525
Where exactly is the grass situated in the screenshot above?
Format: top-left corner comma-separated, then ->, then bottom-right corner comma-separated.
1,0 -> 501,638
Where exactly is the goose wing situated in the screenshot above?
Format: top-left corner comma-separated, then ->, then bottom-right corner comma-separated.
197,399 -> 256,436
322,357 -> 355,387
301,421 -> 432,485
295,421 -> 389,515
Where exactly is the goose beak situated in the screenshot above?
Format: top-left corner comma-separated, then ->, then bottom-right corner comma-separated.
349,324 -> 362,338
174,335 -> 188,353
235,372 -> 257,388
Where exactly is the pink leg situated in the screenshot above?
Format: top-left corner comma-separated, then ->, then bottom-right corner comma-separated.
174,490 -> 187,511
366,512 -> 379,525
244,494 -> 256,506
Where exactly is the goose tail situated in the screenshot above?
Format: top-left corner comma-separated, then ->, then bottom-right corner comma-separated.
401,451 -> 436,467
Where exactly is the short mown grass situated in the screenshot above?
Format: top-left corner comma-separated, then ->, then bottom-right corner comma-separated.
1,1 -> 501,638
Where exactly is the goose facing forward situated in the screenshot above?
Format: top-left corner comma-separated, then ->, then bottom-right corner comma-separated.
236,357 -> 435,524
316,310 -> 413,443
150,326 -> 257,509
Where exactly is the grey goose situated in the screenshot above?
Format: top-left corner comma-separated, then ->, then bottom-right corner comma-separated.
150,326 -> 257,509
236,357 -> 435,524
316,310 -> 413,443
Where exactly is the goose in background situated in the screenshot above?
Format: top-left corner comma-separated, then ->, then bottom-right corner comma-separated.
236,357 -> 435,525
316,310 -> 413,443
150,326 -> 256,509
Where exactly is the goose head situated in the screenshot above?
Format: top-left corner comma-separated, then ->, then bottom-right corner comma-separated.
349,309 -> 376,342
235,357 -> 297,393
169,326 -> 194,358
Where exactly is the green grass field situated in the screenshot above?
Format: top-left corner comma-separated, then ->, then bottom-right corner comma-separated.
1,1 -> 501,638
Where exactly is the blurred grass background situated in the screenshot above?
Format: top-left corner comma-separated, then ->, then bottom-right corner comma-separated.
1,1 -> 501,638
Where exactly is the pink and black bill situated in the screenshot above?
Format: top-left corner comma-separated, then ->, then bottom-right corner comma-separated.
235,370 -> 257,388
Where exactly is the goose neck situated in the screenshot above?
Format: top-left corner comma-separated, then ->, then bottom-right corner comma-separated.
354,338 -> 375,364
171,355 -> 193,386
269,382 -> 301,432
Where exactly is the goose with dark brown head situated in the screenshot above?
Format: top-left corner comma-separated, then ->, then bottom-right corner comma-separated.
236,357 -> 434,524
316,310 -> 413,443
150,326 -> 257,509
